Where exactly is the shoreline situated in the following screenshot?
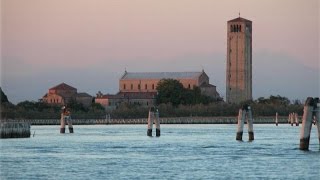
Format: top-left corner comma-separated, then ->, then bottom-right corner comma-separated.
1,116 -> 293,125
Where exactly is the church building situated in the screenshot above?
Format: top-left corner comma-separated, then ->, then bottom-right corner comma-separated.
96,70 -> 220,109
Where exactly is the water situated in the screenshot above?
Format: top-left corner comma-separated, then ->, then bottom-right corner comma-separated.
1,124 -> 319,179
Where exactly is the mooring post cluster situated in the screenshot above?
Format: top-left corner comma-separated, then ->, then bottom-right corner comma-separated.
299,97 -> 320,150
236,104 -> 254,141
288,112 -> 300,126
60,106 -> 74,134
147,107 -> 160,137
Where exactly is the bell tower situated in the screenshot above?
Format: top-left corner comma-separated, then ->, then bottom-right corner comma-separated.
226,16 -> 252,103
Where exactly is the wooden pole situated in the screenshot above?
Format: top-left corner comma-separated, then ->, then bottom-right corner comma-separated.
299,97 -> 314,150
314,98 -> 320,148
60,113 -> 65,133
295,113 -> 299,126
290,113 -> 294,126
155,109 -> 160,137
275,112 -> 278,126
236,109 -> 245,141
147,108 -> 154,136
247,106 -> 254,141
67,116 -> 73,133
288,114 -> 291,124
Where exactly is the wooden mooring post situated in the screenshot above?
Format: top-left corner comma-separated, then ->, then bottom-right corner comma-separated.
147,107 -> 160,137
275,112 -> 278,126
299,97 -> 320,150
0,122 -> 31,138
236,104 -> 254,141
295,113 -> 299,126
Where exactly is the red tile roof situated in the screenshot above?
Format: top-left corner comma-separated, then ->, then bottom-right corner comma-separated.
97,92 -> 157,100
49,83 -> 77,91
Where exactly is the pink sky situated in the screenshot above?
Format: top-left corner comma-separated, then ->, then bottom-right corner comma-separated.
1,0 -> 319,103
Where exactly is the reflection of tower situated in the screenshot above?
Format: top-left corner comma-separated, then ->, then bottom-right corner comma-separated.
226,16 -> 252,103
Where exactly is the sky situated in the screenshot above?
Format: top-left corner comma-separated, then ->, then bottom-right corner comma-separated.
1,0 -> 319,104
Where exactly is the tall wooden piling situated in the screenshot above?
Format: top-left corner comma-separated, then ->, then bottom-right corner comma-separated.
60,114 -> 66,133
290,113 -> 294,126
314,98 -> 320,147
299,97 -> 316,150
247,107 -> 254,141
155,109 -> 160,137
275,112 -> 278,126
147,109 -> 154,136
288,114 -> 291,124
147,107 -> 160,137
295,113 -> 299,126
236,109 -> 244,140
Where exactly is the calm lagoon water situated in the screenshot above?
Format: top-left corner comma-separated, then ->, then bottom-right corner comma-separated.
1,124 -> 319,179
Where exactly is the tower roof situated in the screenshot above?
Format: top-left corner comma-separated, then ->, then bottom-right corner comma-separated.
228,17 -> 252,23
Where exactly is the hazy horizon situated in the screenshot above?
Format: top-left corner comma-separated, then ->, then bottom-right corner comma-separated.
1,0 -> 319,104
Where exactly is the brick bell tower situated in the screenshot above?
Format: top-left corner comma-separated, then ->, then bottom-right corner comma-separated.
226,15 -> 252,103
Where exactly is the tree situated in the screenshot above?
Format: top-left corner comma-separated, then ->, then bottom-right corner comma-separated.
156,79 -> 215,106
0,87 -> 9,103
156,79 -> 184,106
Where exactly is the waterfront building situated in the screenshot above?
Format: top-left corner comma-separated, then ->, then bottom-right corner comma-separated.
42,83 -> 92,107
226,16 -> 252,103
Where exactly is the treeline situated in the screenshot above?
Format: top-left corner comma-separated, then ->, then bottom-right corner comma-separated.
1,85 -> 303,120
1,100 -> 106,119
109,96 -> 303,119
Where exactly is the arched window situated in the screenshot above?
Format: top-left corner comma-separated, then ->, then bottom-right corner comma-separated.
138,84 -> 141,90
123,84 -> 126,90
145,84 -> 147,90
230,25 -> 233,32
188,84 -> 191,89
131,84 -> 133,90
239,25 -> 241,32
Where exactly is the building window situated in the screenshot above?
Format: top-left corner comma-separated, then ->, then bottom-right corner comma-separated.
230,88 -> 231,91
131,84 -> 133,90
145,84 -> 147,90
138,84 -> 141,90
152,84 -> 155,90
188,84 -> 191,89
124,84 -> 126,90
